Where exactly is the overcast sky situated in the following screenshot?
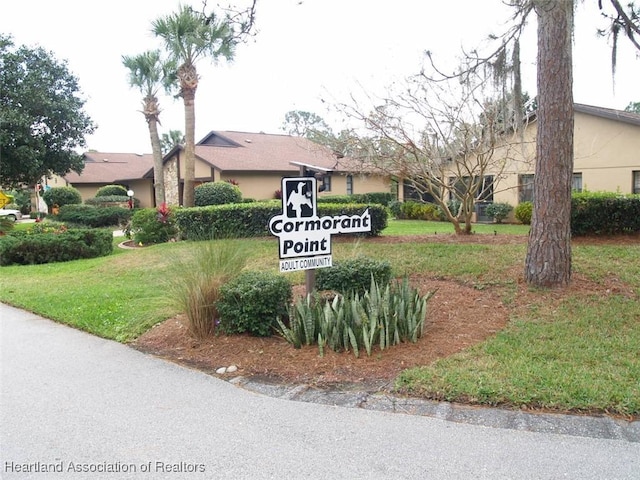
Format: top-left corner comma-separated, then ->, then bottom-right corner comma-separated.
2,0 -> 639,154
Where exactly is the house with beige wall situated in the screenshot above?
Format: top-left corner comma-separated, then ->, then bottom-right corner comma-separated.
162,131 -> 391,205
491,103 -> 640,206
62,152 -> 155,207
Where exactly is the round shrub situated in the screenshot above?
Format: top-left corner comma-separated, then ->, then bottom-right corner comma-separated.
217,271 -> 292,337
514,201 -> 533,225
195,181 -> 242,206
388,200 -> 403,219
316,256 -> 392,295
42,186 -> 82,208
95,184 -> 128,197
130,207 -> 178,244
485,202 -> 513,224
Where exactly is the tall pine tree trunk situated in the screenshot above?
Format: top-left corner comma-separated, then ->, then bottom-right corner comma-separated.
525,0 -> 574,287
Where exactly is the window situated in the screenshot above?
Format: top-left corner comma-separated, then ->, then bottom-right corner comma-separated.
633,171 -> 640,195
346,175 -> 353,195
519,174 -> 534,203
321,175 -> 331,193
478,175 -> 494,202
572,173 -> 583,192
448,175 -> 493,202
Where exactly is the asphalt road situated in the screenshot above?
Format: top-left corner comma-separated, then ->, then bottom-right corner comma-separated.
1,303 -> 638,480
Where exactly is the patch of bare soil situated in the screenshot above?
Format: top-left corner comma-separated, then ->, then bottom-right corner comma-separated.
131,234 -> 638,391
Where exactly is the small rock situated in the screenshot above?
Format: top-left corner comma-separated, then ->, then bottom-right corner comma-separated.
226,365 -> 238,373
216,367 -> 227,374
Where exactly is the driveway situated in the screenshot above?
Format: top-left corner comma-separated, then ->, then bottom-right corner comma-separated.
1,304 -> 638,479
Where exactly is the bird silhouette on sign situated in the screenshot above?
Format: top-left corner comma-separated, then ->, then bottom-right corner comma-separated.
287,181 -> 312,218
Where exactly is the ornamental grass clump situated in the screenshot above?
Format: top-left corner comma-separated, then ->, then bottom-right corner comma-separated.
167,240 -> 248,339
277,277 -> 433,357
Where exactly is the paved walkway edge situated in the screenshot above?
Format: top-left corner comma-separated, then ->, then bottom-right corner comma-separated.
229,376 -> 640,443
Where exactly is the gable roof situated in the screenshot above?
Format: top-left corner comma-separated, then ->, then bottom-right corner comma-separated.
188,131 -> 345,173
574,103 -> 640,127
64,152 -> 154,184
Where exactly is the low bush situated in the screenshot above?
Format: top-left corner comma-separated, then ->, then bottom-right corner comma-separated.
56,204 -> 132,228
95,184 -> 128,197
401,201 -> 439,220
217,271 -> 292,337
168,240 -> 248,339
316,256 -> 392,295
514,201 -> 533,225
85,195 -> 138,208
571,192 -> 640,235
277,277 -> 432,357
485,202 -> 513,224
42,186 -> 82,208
194,181 -> 242,206
0,229 -> 113,266
130,206 -> 178,244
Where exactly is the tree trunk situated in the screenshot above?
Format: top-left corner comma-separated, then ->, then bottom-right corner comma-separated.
148,117 -> 165,206
182,88 -> 196,207
525,0 -> 574,288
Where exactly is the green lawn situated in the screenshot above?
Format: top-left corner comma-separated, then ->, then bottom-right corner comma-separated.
1,222 -> 638,417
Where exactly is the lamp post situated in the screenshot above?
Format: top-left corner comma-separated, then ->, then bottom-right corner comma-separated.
127,190 -> 134,210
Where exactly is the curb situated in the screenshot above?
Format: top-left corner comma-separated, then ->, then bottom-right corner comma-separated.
228,376 -> 640,443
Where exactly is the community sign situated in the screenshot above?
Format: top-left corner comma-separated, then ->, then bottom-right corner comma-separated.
268,177 -> 372,272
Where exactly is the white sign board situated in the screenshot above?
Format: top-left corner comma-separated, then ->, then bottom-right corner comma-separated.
269,177 -> 372,272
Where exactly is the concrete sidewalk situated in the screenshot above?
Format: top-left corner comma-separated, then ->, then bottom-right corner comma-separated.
1,304 -> 638,479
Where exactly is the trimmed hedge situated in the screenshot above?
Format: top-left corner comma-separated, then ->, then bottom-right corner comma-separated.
42,186 -> 82,207
0,229 -> 113,266
318,192 -> 395,206
571,192 -> 640,236
194,181 -> 242,206
85,195 -> 138,208
56,204 -> 132,228
175,201 -> 388,240
95,184 -> 128,197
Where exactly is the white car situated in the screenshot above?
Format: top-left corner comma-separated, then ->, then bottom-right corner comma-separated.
0,208 -> 22,222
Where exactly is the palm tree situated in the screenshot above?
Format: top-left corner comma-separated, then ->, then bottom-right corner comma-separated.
122,50 -> 176,205
161,129 -> 185,154
152,5 -> 237,207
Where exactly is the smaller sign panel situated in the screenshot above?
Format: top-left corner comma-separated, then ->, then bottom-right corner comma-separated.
279,255 -> 332,273
0,191 -> 10,209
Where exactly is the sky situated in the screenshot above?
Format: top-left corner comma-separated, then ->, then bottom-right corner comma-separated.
2,0 -> 639,154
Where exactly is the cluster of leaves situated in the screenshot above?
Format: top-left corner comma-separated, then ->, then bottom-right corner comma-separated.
217,271 -> 292,337
0,35 -> 94,187
42,186 -> 82,208
485,202 -> 514,224
0,229 -> 113,266
56,204 -> 132,228
194,181 -> 242,206
277,278 -> 432,358
130,206 -> 178,244
514,201 -> 533,225
316,257 -> 392,296
389,200 -> 440,220
571,192 -> 640,235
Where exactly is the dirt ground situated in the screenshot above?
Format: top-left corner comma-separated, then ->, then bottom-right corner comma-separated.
131,233 -> 638,392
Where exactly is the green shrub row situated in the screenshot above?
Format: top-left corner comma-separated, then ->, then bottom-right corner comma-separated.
56,204 -> 132,228
318,192 -> 395,206
0,229 -> 113,266
316,257 -> 392,295
277,278 -> 432,357
85,195 -> 137,207
571,192 -> 640,236
175,201 -> 388,240
389,200 -> 440,220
